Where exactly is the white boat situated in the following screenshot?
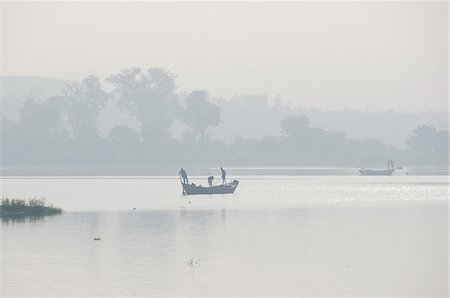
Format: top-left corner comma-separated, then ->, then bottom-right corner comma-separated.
358,160 -> 398,176
358,168 -> 395,176
181,180 -> 239,195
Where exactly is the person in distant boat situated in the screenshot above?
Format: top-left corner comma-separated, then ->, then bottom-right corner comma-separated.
220,167 -> 227,184
387,160 -> 394,170
208,176 -> 214,187
179,168 -> 188,184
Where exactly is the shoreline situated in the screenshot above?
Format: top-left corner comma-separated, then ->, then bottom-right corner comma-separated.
0,166 -> 448,176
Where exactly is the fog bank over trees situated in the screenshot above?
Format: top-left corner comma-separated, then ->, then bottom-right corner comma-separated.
1,71 -> 448,171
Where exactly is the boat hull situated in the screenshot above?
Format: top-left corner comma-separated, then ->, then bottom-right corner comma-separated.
182,180 -> 239,195
358,168 -> 395,176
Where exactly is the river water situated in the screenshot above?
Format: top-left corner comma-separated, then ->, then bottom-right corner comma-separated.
0,175 -> 448,297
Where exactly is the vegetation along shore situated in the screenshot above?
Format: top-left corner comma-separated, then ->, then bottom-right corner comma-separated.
0,198 -> 62,217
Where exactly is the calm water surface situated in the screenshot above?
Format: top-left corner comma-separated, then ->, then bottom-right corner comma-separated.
0,175 -> 447,210
0,176 -> 448,297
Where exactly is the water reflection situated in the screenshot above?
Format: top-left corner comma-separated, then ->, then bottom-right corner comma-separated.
1,214 -> 60,225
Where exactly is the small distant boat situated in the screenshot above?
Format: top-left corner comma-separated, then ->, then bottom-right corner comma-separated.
358,168 -> 395,176
181,180 -> 240,195
358,159 -> 399,176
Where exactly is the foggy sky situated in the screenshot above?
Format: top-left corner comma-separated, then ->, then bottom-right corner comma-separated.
2,1 -> 448,112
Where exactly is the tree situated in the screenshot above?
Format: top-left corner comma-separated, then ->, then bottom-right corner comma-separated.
280,115 -> 310,138
19,97 -> 65,138
62,76 -> 108,141
14,97 -> 70,164
107,68 -> 179,142
406,125 -> 449,164
405,125 -> 438,154
184,90 -> 221,141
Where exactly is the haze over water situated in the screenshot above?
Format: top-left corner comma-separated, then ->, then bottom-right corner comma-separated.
1,1 -> 448,297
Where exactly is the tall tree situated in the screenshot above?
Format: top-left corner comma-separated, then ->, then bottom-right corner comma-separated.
184,90 -> 221,141
108,68 -> 179,142
62,76 -> 108,141
19,97 -> 65,138
15,97 -> 69,164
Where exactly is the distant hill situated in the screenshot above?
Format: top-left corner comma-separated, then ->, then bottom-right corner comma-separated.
208,95 -> 448,149
294,108 -> 448,149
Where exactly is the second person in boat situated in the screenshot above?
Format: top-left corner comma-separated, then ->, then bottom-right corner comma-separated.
208,176 -> 214,187
220,167 -> 227,185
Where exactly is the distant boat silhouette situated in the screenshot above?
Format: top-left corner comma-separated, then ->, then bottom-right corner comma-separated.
181,180 -> 239,195
358,160 -> 398,176
358,168 -> 395,176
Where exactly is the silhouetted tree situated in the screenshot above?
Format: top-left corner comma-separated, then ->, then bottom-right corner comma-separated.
108,68 -> 179,142
14,97 -> 70,164
184,90 -> 221,141
406,125 -> 449,164
62,76 -> 108,141
19,97 -> 65,138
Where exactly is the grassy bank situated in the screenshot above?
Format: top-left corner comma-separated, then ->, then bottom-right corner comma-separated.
0,198 -> 62,217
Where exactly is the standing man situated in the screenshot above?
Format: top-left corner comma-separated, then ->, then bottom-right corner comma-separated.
179,168 -> 188,184
220,167 -> 227,185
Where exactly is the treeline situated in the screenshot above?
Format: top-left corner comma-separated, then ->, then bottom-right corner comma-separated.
1,68 -> 448,168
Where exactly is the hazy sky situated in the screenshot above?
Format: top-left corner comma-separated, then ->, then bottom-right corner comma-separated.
2,1 -> 448,112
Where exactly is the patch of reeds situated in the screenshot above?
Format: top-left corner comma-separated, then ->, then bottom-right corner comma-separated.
0,197 -> 63,217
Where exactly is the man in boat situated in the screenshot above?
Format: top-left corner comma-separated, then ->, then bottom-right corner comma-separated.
179,168 -> 188,184
220,167 -> 227,184
208,176 -> 214,187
